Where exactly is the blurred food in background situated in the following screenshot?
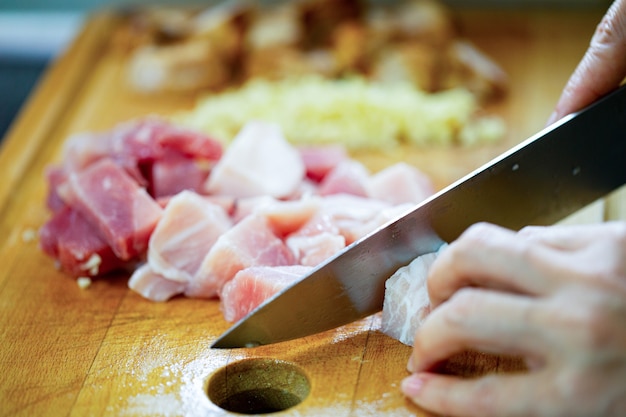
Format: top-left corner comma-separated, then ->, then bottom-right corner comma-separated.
120,0 -> 508,149
123,0 -> 508,101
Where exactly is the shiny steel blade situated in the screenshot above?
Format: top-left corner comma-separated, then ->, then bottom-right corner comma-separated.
212,85 -> 626,349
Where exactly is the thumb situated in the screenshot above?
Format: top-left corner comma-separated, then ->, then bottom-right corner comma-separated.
548,0 -> 626,125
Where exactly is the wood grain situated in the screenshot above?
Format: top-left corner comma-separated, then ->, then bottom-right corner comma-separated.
0,7 -> 617,417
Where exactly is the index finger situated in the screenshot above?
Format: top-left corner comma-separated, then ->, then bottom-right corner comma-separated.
427,223 -> 557,307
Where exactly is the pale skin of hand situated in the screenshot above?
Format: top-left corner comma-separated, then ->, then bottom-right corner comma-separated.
401,222 -> 626,417
547,0 -> 626,124
401,2 -> 626,415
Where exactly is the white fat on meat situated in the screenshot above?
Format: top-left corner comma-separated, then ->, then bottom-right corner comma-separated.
220,265 -> 312,323
204,121 -> 305,198
381,245 -> 446,346
128,263 -> 187,302
148,190 -> 232,283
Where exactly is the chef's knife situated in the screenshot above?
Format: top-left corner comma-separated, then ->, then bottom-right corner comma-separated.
212,85 -> 626,349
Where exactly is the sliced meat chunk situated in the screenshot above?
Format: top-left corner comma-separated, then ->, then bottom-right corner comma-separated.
317,159 -> 369,197
59,158 -> 163,260
205,121 -> 305,198
148,190 -> 232,283
381,248 -> 444,346
366,162 -> 434,205
150,154 -> 211,198
220,265 -> 312,322
128,263 -> 187,302
190,213 -> 296,298
39,206 -> 128,277
298,144 -> 348,182
286,232 -> 346,266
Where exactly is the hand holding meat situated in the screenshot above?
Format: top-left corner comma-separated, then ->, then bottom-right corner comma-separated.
401,222 -> 626,417
548,0 -> 626,124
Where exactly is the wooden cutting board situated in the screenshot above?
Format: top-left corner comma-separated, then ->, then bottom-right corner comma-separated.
1,7 -> 622,417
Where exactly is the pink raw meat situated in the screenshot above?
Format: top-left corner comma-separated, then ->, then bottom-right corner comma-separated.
59,158 -> 163,260
316,194 -> 392,244
128,263 -> 187,302
346,203 -> 415,243
190,214 -> 296,298
147,190 -> 232,283
317,160 -> 370,197
64,117 -> 222,169
150,154 -> 211,198
366,162 -> 434,205
44,166 -> 68,213
204,121 -> 305,198
220,265 -> 312,322
39,206 -> 128,277
231,196 -> 278,224
286,232 -> 346,266
298,144 -> 348,182
259,198 -> 321,238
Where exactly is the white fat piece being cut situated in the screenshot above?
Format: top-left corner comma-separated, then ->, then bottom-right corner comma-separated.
381,244 -> 447,346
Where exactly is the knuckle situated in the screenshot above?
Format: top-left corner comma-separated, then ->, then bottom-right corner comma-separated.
551,298 -> 614,351
442,288 -> 481,325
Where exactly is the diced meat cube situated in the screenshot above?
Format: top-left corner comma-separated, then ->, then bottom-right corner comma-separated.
317,159 -> 370,197
259,197 -> 321,238
190,214 -> 296,298
59,158 -> 163,260
231,196 -> 279,224
151,154 -> 211,198
298,144 -> 348,182
286,232 -> 346,266
148,190 -> 232,283
128,263 -> 187,302
205,121 -> 305,198
44,166 -> 68,213
220,265 -> 312,322
39,206 -> 127,277
317,194 -> 391,244
366,162 -> 434,205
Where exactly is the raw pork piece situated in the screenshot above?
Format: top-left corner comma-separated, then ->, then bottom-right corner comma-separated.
58,158 -> 163,260
297,144 -> 348,182
231,195 -> 279,224
189,214 -> 296,298
204,121 -> 305,198
286,232 -> 346,266
150,154 -> 211,198
220,265 -> 312,322
39,206 -> 128,277
381,247 -> 445,346
346,203 -> 415,243
44,166 -> 68,213
259,197 -> 321,238
316,194 -> 392,244
128,263 -> 187,302
366,162 -> 434,205
63,117 -> 222,171
316,159 -> 370,197
147,190 -> 232,283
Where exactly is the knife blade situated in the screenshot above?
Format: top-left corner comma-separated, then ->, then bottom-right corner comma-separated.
212,84 -> 626,349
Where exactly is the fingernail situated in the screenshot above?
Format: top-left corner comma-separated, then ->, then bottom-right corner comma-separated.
401,374 -> 426,397
546,111 -> 558,127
